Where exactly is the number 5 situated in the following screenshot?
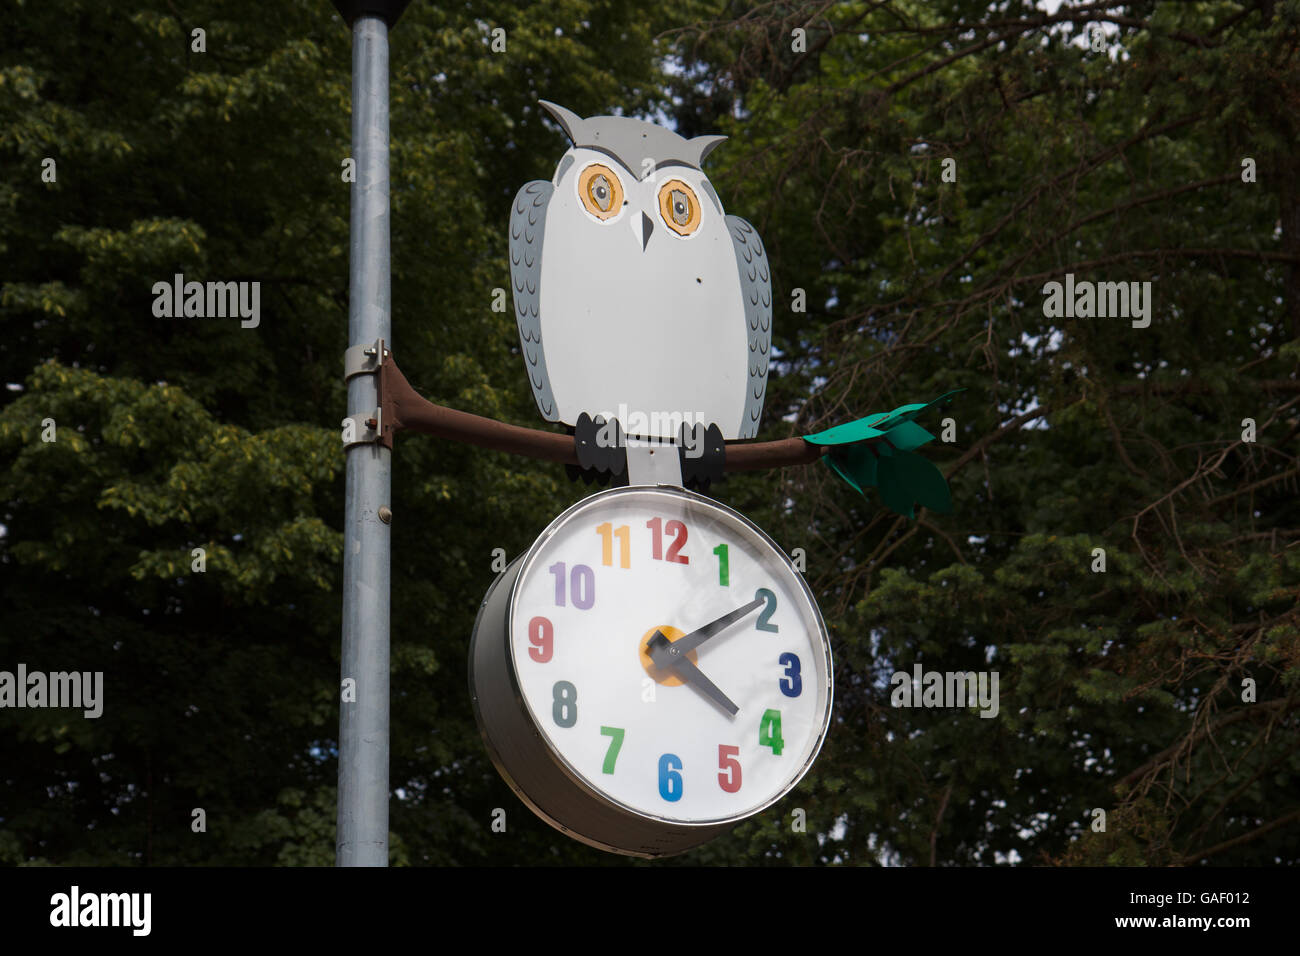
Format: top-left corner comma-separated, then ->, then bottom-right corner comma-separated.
717,745 -> 742,793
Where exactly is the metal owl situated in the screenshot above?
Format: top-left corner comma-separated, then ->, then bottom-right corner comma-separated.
509,101 -> 772,451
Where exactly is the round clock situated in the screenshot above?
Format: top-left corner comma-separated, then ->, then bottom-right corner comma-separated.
469,484 -> 833,858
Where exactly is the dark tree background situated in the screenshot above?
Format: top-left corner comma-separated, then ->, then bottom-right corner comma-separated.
1,0 -> 1296,865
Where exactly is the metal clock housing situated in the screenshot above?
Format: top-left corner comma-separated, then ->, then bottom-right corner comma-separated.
470,485 -> 832,858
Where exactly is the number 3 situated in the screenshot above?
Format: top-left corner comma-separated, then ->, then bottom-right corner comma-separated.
778,652 -> 802,697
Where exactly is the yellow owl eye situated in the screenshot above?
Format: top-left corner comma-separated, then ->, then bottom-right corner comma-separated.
577,164 -> 624,220
658,179 -> 701,236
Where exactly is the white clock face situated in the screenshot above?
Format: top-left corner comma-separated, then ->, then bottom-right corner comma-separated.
507,486 -> 832,825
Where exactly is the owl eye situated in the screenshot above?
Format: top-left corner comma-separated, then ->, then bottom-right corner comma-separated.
657,179 -> 701,236
577,163 -> 624,221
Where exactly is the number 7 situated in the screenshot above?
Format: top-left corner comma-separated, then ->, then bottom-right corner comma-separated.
600,726 -> 625,774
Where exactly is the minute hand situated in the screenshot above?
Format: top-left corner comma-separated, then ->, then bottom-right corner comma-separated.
670,597 -> 766,656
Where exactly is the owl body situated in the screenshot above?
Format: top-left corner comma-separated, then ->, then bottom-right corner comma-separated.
511,104 -> 771,442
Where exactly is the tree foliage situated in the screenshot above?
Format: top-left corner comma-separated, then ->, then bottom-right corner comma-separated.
1,0 -> 1296,866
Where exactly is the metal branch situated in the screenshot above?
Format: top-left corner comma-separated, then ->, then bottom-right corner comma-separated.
378,353 -> 829,472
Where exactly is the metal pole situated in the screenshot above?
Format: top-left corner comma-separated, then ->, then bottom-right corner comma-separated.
338,13 -> 391,867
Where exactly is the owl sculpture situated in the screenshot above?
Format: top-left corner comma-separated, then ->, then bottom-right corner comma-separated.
510,101 -> 772,481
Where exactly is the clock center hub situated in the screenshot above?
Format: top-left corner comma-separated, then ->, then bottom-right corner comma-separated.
638,625 -> 699,686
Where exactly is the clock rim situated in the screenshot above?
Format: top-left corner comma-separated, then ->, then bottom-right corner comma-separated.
503,483 -> 834,827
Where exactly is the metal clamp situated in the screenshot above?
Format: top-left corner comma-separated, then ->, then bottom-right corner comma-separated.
626,442 -> 684,487
343,407 -> 382,449
344,338 -> 389,381
343,338 -> 389,450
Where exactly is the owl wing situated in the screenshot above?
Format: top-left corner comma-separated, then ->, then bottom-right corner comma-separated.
727,215 -> 772,439
510,180 -> 559,421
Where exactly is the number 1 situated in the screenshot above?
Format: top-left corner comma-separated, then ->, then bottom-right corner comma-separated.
713,543 -> 729,586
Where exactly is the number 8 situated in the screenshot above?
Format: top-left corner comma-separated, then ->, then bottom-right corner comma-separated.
552,681 -> 577,727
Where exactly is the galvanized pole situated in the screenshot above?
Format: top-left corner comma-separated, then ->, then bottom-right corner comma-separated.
338,11 -> 393,867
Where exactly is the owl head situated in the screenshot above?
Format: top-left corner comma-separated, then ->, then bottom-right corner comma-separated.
537,100 -> 730,252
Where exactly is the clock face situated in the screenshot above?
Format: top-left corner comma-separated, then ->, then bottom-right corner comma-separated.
506,486 -> 832,825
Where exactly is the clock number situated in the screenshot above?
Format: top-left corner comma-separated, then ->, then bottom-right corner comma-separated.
759,709 -> 784,755
600,726 -> 625,774
755,588 -> 779,632
665,520 -> 688,563
527,616 -> 553,663
596,522 -> 631,569
552,681 -> 577,728
778,652 -> 802,697
646,518 -> 663,560
570,564 -> 594,609
549,562 -> 564,605
646,517 -> 689,564
713,543 -> 729,586
658,753 -> 683,802
547,562 -> 595,610
717,744 -> 742,793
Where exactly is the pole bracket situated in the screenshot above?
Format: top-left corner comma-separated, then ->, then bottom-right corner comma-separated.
343,407 -> 383,449
344,338 -> 389,381
342,338 -> 392,450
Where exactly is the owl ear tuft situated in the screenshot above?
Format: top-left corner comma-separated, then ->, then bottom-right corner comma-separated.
690,134 -> 728,165
538,100 -> 585,145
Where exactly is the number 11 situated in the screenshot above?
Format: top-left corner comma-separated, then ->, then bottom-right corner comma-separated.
596,522 -> 630,569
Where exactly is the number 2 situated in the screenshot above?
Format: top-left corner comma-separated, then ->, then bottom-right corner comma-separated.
755,588 -> 779,632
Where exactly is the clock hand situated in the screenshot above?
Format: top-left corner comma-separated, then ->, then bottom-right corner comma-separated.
669,596 -> 766,657
647,630 -> 739,717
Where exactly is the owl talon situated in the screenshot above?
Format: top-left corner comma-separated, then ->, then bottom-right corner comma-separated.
568,413 -> 628,486
679,422 -> 725,492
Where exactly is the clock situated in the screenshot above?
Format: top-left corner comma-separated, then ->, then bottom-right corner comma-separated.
469,484 -> 833,858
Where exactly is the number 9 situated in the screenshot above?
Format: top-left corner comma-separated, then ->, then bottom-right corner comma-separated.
528,616 -> 553,662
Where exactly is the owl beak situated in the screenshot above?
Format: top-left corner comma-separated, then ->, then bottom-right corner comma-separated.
639,212 -> 654,252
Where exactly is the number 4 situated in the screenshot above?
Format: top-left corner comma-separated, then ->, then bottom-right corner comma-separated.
759,709 -> 784,756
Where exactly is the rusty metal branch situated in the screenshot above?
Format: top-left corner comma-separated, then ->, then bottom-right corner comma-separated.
378,353 -> 827,472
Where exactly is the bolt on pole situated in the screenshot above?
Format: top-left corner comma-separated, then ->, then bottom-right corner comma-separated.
338,12 -> 392,867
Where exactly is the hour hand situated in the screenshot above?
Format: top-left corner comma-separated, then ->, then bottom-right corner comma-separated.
647,631 -> 739,717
